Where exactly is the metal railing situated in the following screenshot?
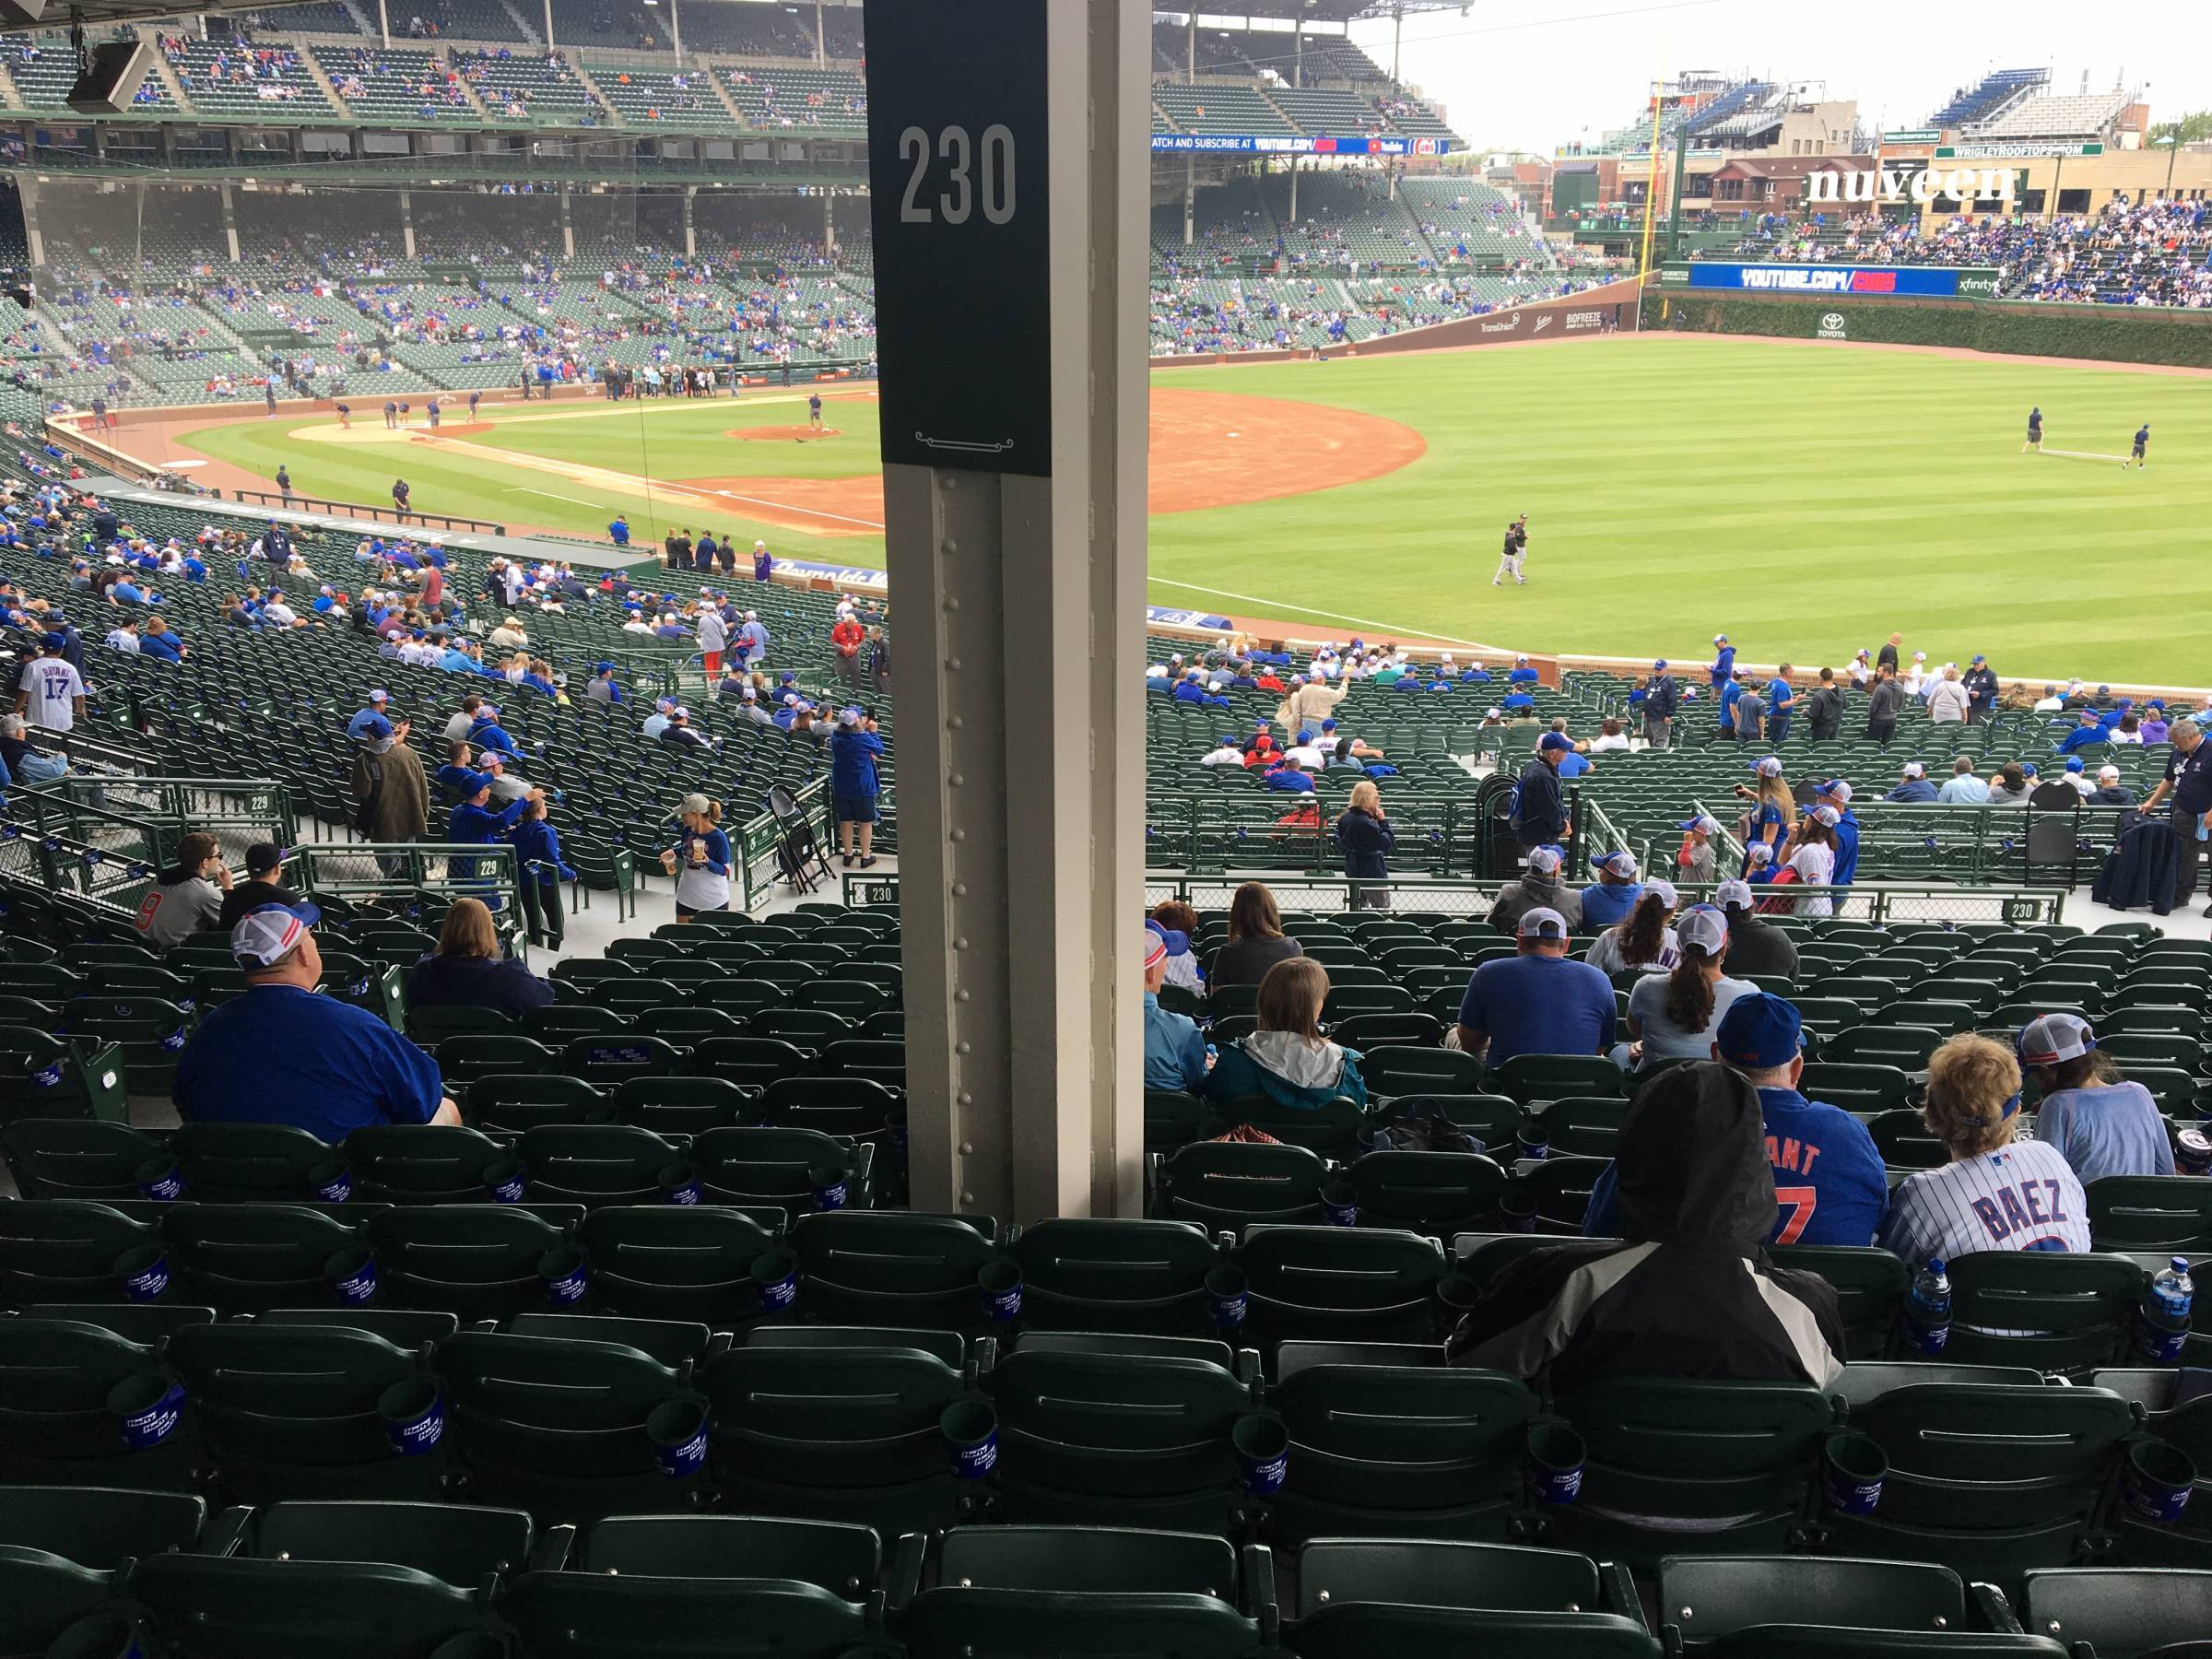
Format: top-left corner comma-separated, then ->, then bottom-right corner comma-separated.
293,842 -> 521,917
738,778 -> 831,912
0,821 -> 162,915
13,776 -> 295,872
228,488 -> 507,536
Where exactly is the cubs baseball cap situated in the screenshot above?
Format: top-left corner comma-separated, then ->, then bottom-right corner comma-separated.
1712,633 -> 1727,644
1716,879 -> 1756,910
679,793 -> 714,817
1590,850 -> 1638,877
1971,654 -> 1986,665
1746,842 -> 1773,866
838,708 -> 861,727
359,714 -> 394,740
1675,903 -> 1729,956
2099,764 -> 2121,782
742,688 -> 758,700
367,688 -> 389,702
2018,1012 -> 2096,1067
1643,877 -> 1679,912
458,771 -> 493,796
1526,845 -> 1564,877
1321,720 -> 1337,732
244,842 -> 285,877
1680,813 -> 1722,835
1517,907 -> 1569,942
38,636 -> 63,653
2065,758 -> 2086,773
1809,804 -> 1841,828
1538,732 -> 1573,753
1716,993 -> 1804,1070
230,901 -> 321,968
1142,927 -> 1169,971
1902,762 -> 1926,779
1753,756 -> 1784,778
1653,658 -> 1667,670
1296,729 -> 1312,744
1819,779 -> 1853,804
1487,706 -> 1502,718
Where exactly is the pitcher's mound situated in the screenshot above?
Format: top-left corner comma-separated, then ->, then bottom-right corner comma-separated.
412,422 -> 494,438
728,425 -> 842,441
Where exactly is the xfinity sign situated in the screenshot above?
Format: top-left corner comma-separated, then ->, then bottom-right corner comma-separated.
1806,165 -> 2016,206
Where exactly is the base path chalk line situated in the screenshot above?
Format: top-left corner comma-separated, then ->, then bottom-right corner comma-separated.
1147,578 -> 1510,655
2039,447 -> 2133,463
706,488 -> 883,531
515,486 -> 606,507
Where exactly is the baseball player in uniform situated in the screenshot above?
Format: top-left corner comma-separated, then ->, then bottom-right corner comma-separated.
1492,515 -> 1529,587
1878,1033 -> 2090,1265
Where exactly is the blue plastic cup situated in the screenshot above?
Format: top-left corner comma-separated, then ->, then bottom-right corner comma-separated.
1820,1430 -> 1886,1516
325,1246 -> 379,1307
2134,1302 -> 2190,1366
941,1399 -> 998,1480
751,1248 -> 800,1312
378,1378 -> 444,1457
538,1244 -> 589,1308
2124,1440 -> 2198,1525
1515,1125 -> 1550,1163
1205,1264 -> 1249,1331
44,1609 -> 150,1659
307,1159 -> 353,1204
1321,1182 -> 1359,1228
1232,1415 -> 1289,1497
809,1161 -> 850,1212
1500,1189 -> 1538,1234
1525,1421 -> 1586,1505
114,1244 -> 171,1305
134,1159 -> 185,1203
109,1373 -> 184,1453
484,1159 -> 527,1204
646,1395 -> 711,1479
978,1260 -> 1023,1324
1435,1273 -> 1477,1336
658,1161 -> 703,1206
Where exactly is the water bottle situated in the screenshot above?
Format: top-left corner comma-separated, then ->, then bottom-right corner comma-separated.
1905,1257 -> 1951,1357
2135,1257 -> 2195,1364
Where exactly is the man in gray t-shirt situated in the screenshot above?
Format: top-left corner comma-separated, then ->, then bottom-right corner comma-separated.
1733,688 -> 1765,744
135,831 -> 234,952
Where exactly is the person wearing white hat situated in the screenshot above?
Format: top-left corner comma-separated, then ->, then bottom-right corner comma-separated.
2017,1013 -> 2172,1185
2086,764 -> 2136,807
1141,925 -> 1209,1093
1676,813 -> 1722,885
1612,902 -> 1759,1071
1734,756 -> 1795,874
346,688 -> 393,743
1454,906 -> 1615,1067
1487,843 -> 1583,935
1925,665 -> 1971,725
1776,805 -> 1841,917
661,794 -> 731,920
1579,849 -> 1645,929
1902,652 -> 1928,700
1584,877 -> 1683,978
1886,760 -> 1937,804
1714,877 -> 1798,979
172,902 -> 459,1136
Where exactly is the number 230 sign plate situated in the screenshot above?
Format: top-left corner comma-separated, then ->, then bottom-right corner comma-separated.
864,0 -> 1053,477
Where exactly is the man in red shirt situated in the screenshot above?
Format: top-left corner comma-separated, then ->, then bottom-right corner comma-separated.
830,613 -> 865,691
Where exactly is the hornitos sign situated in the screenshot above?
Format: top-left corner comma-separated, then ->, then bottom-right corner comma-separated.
1806,163 -> 2017,206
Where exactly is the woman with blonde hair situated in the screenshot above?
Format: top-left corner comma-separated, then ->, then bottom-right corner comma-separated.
661,793 -> 731,920
1335,778 -> 1395,911
405,896 -> 553,1017
1733,756 -> 1796,872
1204,957 -> 1368,1111
1878,1033 -> 2090,1265
1210,880 -> 1304,988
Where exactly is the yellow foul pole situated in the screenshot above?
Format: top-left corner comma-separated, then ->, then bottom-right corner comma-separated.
1637,81 -> 1665,277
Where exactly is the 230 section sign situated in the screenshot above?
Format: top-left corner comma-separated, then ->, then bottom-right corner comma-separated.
864,0 -> 1052,477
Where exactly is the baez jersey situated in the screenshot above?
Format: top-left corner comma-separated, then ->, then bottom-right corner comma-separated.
1877,1139 -> 2090,1265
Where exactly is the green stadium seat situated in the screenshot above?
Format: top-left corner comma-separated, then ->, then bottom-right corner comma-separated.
0,1316 -> 197,1491
2087,1177 -> 2212,1253
2018,1567 -> 2212,1657
573,1205 -> 781,1326
1337,1149 -> 1510,1235
227,1498 -> 534,1583
1232,1225 -> 1448,1355
1289,1537 -> 1658,1658
0,1485 -> 205,1569
341,1124 -> 510,1204
466,1073 -> 606,1134
1940,1253 -> 2144,1375
514,1124 -> 682,1208
1659,1556 -> 2027,1653
132,1553 -> 487,1659
1153,1140 -> 1331,1230
787,1210 -> 999,1330
163,1202 -> 363,1316
0,1119 -> 171,1203
365,1204 -> 578,1323
1005,1218 -> 1218,1336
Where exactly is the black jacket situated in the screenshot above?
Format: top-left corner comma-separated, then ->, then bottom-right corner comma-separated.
1335,809 -> 1395,879
1805,684 -> 1846,740
1451,1063 -> 1844,1393
2092,818 -> 2180,915
1864,679 -> 1906,733
217,878 -> 305,933
405,952 -> 555,1018
1644,675 -> 1678,719
1715,911 -> 1799,979
1511,758 -> 1566,845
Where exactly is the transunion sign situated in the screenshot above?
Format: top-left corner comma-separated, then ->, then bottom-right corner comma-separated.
1681,263 -> 2002,299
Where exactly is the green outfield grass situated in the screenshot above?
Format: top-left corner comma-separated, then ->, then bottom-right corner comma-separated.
177,336 -> 2208,681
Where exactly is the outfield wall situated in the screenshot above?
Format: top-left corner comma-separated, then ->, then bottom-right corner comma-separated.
1149,278 -> 1645,368
1641,288 -> 2212,370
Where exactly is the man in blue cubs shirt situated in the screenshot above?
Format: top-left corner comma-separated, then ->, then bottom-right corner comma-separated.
1455,907 -> 1616,1068
1583,994 -> 1887,1246
173,905 -> 459,1138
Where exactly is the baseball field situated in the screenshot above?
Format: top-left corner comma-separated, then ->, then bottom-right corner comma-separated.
148,333 -> 2207,681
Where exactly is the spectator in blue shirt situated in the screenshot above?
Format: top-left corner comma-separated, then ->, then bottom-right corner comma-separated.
1454,907 -> 1617,1068
1885,761 -> 1938,803
1580,850 -> 1645,928
2056,711 -> 2108,755
608,515 -> 630,547
1719,671 -> 1742,737
1142,926 -> 1209,1093
137,617 -> 184,663
508,800 -> 575,951
347,690 -> 394,743
1815,780 -> 1859,888
469,706 -> 521,757
830,709 -> 885,868
1765,667 -> 1796,744
447,773 -> 534,896
2017,1013 -> 2173,1185
173,904 -> 459,1137
1709,634 -> 1735,691
1583,994 -> 1888,1246
1507,656 -> 1539,685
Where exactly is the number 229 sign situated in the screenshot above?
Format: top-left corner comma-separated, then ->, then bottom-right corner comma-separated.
864,0 -> 1052,477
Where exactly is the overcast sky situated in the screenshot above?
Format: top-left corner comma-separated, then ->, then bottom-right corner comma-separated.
1335,0 -> 2211,155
